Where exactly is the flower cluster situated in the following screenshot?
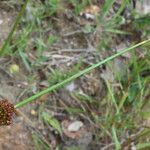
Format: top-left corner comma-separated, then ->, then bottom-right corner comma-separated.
0,99 -> 15,125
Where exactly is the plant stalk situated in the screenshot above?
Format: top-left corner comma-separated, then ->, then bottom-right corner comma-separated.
15,39 -> 150,108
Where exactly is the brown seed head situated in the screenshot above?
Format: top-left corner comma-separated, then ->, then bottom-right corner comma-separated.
0,99 -> 15,125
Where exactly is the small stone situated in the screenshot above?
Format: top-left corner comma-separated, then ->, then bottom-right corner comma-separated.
31,109 -> 36,115
65,82 -> 76,92
0,20 -> 3,25
68,121 -> 83,132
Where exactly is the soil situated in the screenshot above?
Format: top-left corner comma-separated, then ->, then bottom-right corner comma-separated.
0,8 -> 16,47
0,4 -> 106,149
0,64 -> 34,149
0,1 -> 149,150
0,7 -> 34,150
0,124 -> 33,150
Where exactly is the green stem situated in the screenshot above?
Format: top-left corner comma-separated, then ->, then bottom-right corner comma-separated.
0,0 -> 30,55
15,39 -> 150,108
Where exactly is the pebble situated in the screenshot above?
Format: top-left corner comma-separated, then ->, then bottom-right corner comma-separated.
68,121 -> 83,132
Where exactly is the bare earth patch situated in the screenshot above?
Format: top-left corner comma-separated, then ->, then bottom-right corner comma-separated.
0,8 -> 16,47
0,1 -> 149,149
0,124 -> 34,150
0,8 -> 34,149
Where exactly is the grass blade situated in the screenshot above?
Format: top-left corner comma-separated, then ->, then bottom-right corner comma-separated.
0,0 -> 30,55
100,0 -> 116,19
112,126 -> 121,150
42,112 -> 62,135
15,39 -> 150,108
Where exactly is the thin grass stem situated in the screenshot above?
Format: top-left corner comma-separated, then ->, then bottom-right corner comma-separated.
15,39 -> 150,108
0,0 -> 30,55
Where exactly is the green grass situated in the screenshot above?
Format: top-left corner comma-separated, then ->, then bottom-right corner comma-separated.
0,0 -> 30,55
32,133 -> 49,150
14,39 -> 149,108
0,0 -> 150,149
